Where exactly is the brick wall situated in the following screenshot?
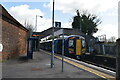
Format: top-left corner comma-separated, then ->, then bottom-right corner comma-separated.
0,4 -> 28,60
2,19 -> 28,60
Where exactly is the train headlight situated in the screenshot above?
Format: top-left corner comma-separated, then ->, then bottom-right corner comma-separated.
82,49 -> 86,53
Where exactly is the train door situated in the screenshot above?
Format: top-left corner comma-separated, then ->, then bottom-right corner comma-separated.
76,39 -> 81,55
76,39 -> 82,59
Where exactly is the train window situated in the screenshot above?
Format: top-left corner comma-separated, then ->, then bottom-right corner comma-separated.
82,40 -> 85,48
69,39 -> 74,47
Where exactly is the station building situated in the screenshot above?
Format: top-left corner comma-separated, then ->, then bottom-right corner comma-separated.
0,4 -> 28,60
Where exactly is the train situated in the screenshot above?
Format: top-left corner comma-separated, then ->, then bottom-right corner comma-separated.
39,35 -> 116,70
40,35 -> 86,59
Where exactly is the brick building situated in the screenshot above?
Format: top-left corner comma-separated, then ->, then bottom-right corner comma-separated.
0,4 -> 28,61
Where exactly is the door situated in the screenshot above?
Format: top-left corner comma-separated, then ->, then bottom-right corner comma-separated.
76,39 -> 81,55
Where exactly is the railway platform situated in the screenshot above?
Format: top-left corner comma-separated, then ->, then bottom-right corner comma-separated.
2,50 -> 115,80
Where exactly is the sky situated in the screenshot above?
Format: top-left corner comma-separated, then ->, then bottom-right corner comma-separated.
0,0 -> 119,39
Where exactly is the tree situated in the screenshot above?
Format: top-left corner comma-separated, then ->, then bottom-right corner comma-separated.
72,10 -> 101,36
24,21 -> 34,39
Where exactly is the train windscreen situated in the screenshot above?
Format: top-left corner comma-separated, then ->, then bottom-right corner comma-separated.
69,39 -> 74,47
82,39 -> 85,48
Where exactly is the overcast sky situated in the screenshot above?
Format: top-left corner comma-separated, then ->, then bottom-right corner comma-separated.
1,0 -> 119,39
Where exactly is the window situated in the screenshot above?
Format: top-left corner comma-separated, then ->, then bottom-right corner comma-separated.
69,39 -> 74,47
82,40 -> 85,48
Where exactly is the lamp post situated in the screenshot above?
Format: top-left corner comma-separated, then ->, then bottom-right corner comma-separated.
35,15 -> 43,32
51,0 -> 55,68
35,15 -> 43,51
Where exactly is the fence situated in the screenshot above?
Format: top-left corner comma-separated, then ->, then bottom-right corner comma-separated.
93,43 -> 116,57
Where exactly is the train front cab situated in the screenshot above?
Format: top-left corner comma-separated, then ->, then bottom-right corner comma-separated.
67,36 -> 86,60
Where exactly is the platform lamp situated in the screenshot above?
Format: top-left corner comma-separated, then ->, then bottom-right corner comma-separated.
34,15 -> 43,51
35,15 -> 43,32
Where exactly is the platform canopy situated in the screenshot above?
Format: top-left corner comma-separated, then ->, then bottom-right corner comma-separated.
32,27 -> 86,39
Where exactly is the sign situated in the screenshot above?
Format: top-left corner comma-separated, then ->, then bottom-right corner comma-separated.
0,44 -> 3,52
55,22 -> 61,28
32,35 -> 40,37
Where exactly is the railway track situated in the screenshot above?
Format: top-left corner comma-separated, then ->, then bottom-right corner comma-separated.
82,60 -> 116,72
83,54 -> 116,72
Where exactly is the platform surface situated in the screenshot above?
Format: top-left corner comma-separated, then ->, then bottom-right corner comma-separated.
2,50 -> 107,79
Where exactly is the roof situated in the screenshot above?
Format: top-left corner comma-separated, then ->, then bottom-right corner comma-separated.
0,4 -> 28,32
33,27 -> 86,39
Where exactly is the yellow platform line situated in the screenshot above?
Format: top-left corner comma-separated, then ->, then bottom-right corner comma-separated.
46,52 -> 115,80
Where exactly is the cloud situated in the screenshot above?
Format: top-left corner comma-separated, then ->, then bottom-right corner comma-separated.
8,4 -> 74,32
8,3 -> 118,39
36,18 -> 52,32
9,4 -> 52,32
118,2 -> 120,38
44,0 -> 119,14
94,24 -> 118,39
61,22 -> 118,40
62,22 -> 72,28
44,0 -> 118,39
106,7 -> 118,16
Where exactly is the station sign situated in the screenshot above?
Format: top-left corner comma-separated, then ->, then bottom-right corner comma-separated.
55,22 -> 61,28
32,35 -> 41,37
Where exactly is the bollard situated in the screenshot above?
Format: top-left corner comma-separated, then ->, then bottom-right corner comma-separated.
116,38 -> 120,80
